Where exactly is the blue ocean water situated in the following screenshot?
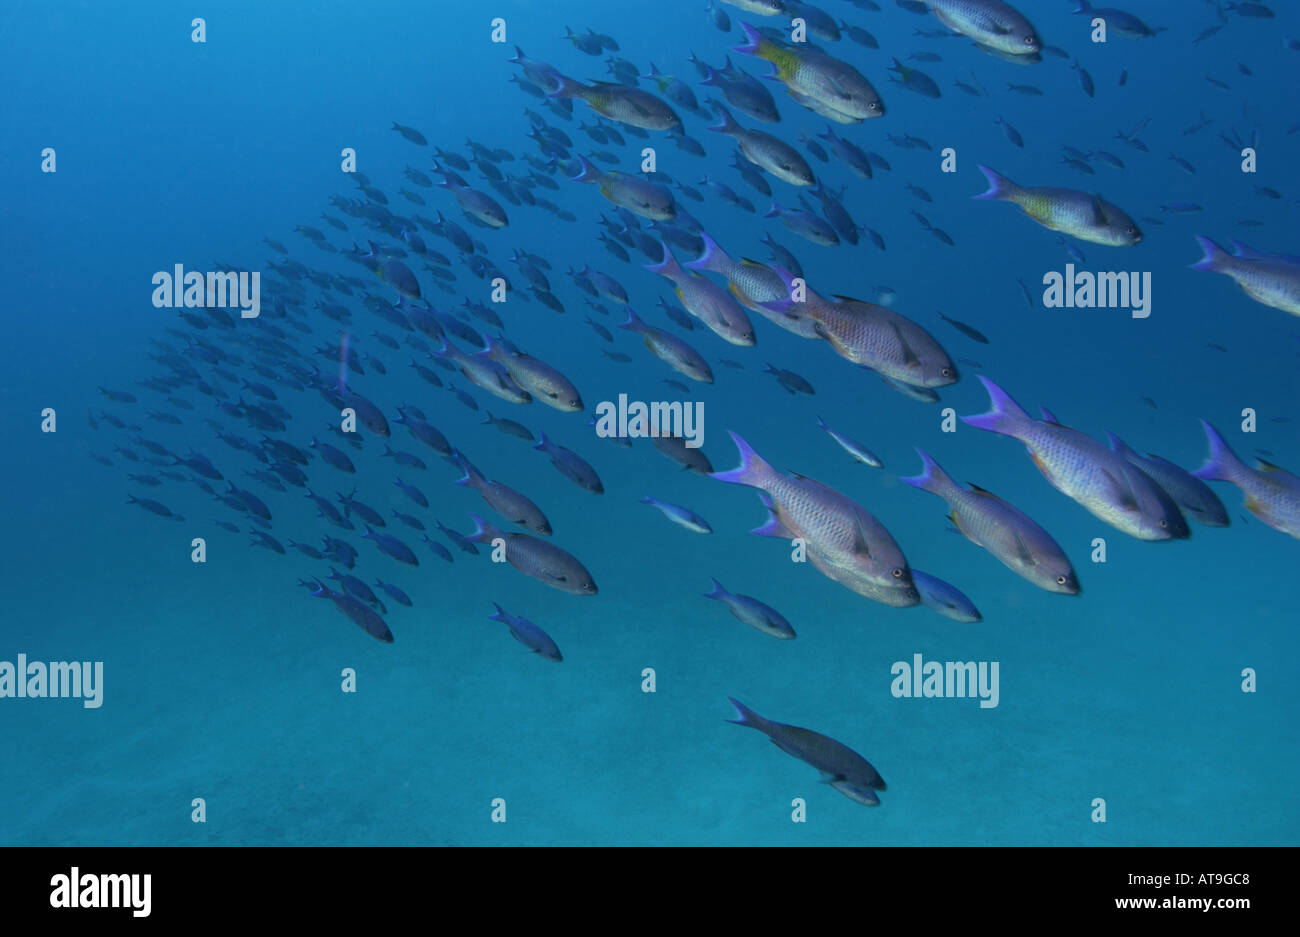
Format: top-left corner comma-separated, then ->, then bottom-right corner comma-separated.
2,0 -> 1297,845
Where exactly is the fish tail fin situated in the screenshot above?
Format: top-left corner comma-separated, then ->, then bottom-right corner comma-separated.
685,228 -> 726,273
1191,420 -> 1246,482
901,448 -> 955,496
488,602 -> 506,620
1190,235 -> 1230,272
710,431 -> 775,488
725,697 -> 765,729
548,71 -> 586,100
570,154 -> 601,183
509,45 -> 525,64
645,243 -> 684,280
533,431 -> 552,452
702,578 -> 728,601
706,100 -> 740,136
1073,0 -> 1092,12
732,22 -> 764,57
961,376 -> 1032,437
466,513 -> 501,544
973,164 -> 1018,201
763,201 -> 782,219
618,307 -> 645,332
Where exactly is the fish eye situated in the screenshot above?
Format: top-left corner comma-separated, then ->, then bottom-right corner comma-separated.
891,568 -> 903,578
1025,36 -> 1035,45
1056,576 -> 1067,585
1159,519 -> 1167,528
941,367 -> 954,378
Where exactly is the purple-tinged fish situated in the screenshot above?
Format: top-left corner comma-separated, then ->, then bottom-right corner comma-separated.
466,515 -> 597,595
711,432 -> 918,607
703,579 -> 795,638
962,377 -> 1188,540
903,449 -> 1080,593
1191,421 -> 1300,539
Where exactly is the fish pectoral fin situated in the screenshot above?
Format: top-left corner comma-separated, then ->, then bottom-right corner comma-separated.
889,321 -> 920,365
1089,196 -> 1109,226
543,571 -> 568,583
1011,530 -> 1036,566
851,515 -> 874,559
1101,468 -> 1141,512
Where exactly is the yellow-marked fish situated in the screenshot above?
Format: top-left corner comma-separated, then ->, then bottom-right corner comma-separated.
733,23 -> 884,122
974,165 -> 1142,246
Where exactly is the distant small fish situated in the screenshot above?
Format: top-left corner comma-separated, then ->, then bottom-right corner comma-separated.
816,416 -> 883,469
937,312 -> 989,344
764,363 -> 815,395
703,580 -> 795,639
487,603 -> 562,661
640,495 -> 712,534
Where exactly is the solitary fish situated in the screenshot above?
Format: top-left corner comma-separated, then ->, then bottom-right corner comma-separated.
726,698 -> 885,805
640,495 -> 713,533
937,312 -> 989,344
703,579 -> 796,639
816,416 -> 884,468
764,363 -> 815,395
487,603 -> 563,661
962,377 -> 1189,540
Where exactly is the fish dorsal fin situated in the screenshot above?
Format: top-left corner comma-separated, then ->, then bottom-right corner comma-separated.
967,482 -> 1005,503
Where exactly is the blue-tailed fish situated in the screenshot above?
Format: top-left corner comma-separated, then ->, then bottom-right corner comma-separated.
962,377 -> 1189,540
